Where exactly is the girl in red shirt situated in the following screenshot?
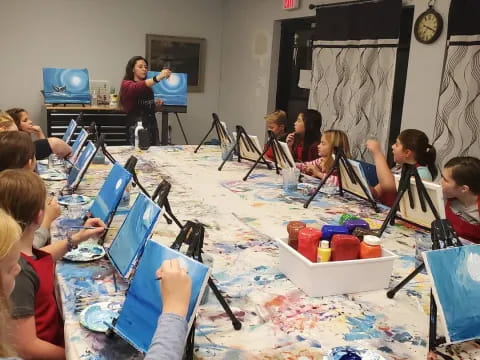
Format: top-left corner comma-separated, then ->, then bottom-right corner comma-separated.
286,109 -> 322,162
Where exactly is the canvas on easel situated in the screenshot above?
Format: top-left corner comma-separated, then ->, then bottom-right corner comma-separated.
272,140 -> 295,169
107,193 -> 161,279
394,174 -> 446,228
423,244 -> 480,344
69,129 -> 89,164
339,159 -> 374,200
62,119 -> 77,144
42,68 -> 91,104
88,163 -> 132,224
112,240 -> 211,353
66,140 -> 99,192
232,131 -> 263,161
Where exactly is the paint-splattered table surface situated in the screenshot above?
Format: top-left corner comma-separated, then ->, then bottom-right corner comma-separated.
50,146 -> 480,360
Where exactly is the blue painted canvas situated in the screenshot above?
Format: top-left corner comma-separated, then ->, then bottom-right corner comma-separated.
423,245 -> 480,344
88,163 -> 132,224
107,193 -> 161,279
67,141 -> 98,190
70,129 -> 89,163
147,71 -> 187,106
62,119 -> 77,144
43,68 -> 91,104
113,240 -> 210,353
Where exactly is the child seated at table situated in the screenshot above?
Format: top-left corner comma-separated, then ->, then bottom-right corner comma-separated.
0,209 -> 22,358
0,131 -> 61,249
441,156 -> 480,244
0,131 -> 37,172
366,129 -> 437,206
0,169 -> 105,359
286,109 -> 322,162
0,111 -> 18,132
264,110 -> 287,160
7,107 -> 71,160
145,258 -> 192,360
297,130 -> 351,184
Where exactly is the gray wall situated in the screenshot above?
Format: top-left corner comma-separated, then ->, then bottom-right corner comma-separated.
0,0 -> 452,146
0,0 -> 223,145
219,0 -> 451,145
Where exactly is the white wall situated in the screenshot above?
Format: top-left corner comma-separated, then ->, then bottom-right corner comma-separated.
0,0 -> 223,145
219,0 -> 451,144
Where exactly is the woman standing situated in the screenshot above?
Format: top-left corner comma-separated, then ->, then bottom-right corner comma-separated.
119,56 -> 171,145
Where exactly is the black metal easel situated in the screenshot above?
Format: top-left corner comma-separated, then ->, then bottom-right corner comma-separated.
170,221 -> 242,359
152,179 -> 184,229
124,156 -> 181,228
195,113 -> 232,153
218,125 -> 272,172
303,147 -> 379,211
242,130 -> 293,181
379,164 -> 462,357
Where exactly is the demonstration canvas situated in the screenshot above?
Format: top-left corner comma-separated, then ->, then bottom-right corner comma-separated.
147,71 -> 187,106
394,174 -> 446,228
88,163 -> 132,224
107,193 -> 161,279
423,245 -> 480,344
43,68 -> 91,104
67,141 -> 99,191
113,240 -> 211,353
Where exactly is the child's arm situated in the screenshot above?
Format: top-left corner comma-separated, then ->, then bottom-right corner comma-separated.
145,259 -> 191,360
11,316 -> 65,360
47,138 -> 72,159
366,140 -> 396,200
41,218 -> 106,261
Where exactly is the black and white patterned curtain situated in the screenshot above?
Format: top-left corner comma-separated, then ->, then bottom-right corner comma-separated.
308,0 -> 402,159
432,0 -> 480,168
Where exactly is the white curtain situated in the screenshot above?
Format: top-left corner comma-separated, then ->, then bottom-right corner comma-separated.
309,42 -> 398,159
433,35 -> 480,167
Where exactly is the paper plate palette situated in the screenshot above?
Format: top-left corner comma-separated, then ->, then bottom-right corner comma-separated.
58,194 -> 90,206
328,346 -> 386,360
63,243 -> 105,262
79,301 -> 121,333
40,170 -> 66,181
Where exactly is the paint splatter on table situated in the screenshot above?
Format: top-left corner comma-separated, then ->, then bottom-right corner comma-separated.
48,146 -> 479,359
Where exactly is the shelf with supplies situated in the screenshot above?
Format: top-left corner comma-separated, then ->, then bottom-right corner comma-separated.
45,105 -> 129,146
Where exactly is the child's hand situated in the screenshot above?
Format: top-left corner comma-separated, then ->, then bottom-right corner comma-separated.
44,196 -> 61,223
31,125 -> 44,137
156,259 -> 192,318
286,132 -> 295,147
366,139 -> 382,155
71,218 -> 106,245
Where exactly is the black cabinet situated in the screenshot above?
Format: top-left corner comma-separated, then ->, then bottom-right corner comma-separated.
46,106 -> 129,145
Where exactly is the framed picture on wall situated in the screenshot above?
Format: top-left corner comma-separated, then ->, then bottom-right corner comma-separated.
146,34 -> 206,92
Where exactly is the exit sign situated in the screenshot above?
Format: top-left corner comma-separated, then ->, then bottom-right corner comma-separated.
283,0 -> 300,10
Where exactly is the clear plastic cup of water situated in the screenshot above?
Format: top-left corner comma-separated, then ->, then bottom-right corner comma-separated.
283,168 -> 300,192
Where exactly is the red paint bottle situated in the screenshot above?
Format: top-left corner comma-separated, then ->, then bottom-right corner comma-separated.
287,221 -> 306,250
297,227 -> 322,262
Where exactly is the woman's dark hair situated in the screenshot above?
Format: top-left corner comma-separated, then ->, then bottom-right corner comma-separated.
301,109 -> 322,161
6,107 -> 26,129
398,129 -> 438,180
123,56 -> 148,81
444,156 -> 480,194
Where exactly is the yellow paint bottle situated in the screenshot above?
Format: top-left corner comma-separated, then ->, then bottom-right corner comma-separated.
317,240 -> 331,262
